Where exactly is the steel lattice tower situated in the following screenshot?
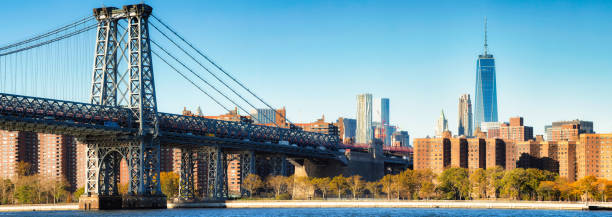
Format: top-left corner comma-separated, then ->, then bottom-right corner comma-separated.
84,4 -> 164,207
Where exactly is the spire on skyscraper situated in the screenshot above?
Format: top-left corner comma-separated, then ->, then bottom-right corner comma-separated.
484,17 -> 488,55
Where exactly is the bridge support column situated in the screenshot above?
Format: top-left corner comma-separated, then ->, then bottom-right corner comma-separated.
199,146 -> 226,200
79,141 -> 166,210
177,148 -> 194,201
271,154 -> 288,176
239,150 -> 256,197
214,146 -> 227,199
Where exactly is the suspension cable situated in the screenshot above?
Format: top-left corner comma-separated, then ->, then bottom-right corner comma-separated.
0,15 -> 94,51
151,40 -> 280,128
152,51 -> 233,114
0,24 -> 97,57
150,22 -> 280,127
151,14 -> 293,126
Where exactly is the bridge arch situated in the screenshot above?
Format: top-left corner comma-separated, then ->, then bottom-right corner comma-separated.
97,148 -> 129,196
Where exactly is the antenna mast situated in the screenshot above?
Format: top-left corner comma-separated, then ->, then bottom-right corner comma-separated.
484,17 -> 488,55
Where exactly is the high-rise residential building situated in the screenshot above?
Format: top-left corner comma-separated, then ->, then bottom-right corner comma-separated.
450,138 -> 468,168
337,117 -> 356,144
577,133 -> 612,180
38,134 -> 78,189
76,141 -> 86,189
467,138 -> 486,172
485,138 -> 507,169
458,94 -> 473,137
0,130 -> 38,179
545,120 -> 594,142
474,18 -> 498,130
414,137 -> 451,174
435,110 -> 449,138
558,141 -> 577,181
500,117 -> 534,142
356,93 -> 373,144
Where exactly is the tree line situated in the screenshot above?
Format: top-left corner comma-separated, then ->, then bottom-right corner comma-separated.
160,167 -> 611,202
0,162 -> 76,205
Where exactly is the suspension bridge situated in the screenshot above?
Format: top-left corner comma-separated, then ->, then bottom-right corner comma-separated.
0,4 -> 409,209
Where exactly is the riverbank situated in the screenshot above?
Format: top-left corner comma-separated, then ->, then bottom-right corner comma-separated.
1,200 -> 610,212
0,203 -> 79,212
167,200 -> 612,210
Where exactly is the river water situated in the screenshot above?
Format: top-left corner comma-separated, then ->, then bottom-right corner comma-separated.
0,208 -> 610,217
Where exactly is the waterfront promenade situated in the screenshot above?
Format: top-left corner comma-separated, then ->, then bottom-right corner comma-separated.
3,200 -> 610,212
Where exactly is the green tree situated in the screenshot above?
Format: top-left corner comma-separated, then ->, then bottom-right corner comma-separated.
603,180 -> 612,202
242,173 -> 263,198
379,174 -> 394,200
576,176 -> 599,202
0,179 -> 14,204
486,166 -> 505,198
48,178 -> 69,204
266,175 -> 288,198
399,170 -> 418,199
500,168 -> 555,200
347,175 -> 365,199
329,175 -> 348,199
160,171 -> 179,199
293,176 -> 314,199
365,181 -> 380,198
438,167 -> 471,200
470,168 -> 487,199
554,178 -> 572,201
537,181 -> 558,201
311,177 -> 331,199
416,169 -> 436,200
16,161 -> 34,177
14,185 -> 37,204
392,174 -> 402,199
73,187 -> 85,201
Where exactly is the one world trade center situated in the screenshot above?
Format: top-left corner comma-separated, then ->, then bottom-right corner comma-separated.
474,18 -> 498,130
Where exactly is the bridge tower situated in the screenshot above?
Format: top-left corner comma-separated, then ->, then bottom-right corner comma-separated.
79,4 -> 165,209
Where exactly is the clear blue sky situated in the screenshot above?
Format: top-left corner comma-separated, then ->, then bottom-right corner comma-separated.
1,0 -> 611,140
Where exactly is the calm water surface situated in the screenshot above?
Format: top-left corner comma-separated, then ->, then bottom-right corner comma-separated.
0,208 -> 610,217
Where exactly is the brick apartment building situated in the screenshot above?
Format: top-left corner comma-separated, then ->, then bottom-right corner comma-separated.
0,130 -> 38,179
546,120 -> 594,142
500,117 -> 533,142
467,138 -> 486,172
577,133 -> 612,180
38,133 -> 78,190
414,137 -> 451,174
294,115 -> 339,136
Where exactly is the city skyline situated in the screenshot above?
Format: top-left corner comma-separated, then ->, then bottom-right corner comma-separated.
1,0 -> 611,139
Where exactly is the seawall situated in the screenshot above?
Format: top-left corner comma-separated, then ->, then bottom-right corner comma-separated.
168,200 -> 612,210
0,203 -> 79,212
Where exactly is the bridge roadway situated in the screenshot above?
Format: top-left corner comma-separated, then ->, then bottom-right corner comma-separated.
0,92 -> 410,208
0,92 -> 345,159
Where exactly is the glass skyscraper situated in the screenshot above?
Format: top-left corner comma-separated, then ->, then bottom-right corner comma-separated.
356,93 -> 373,144
380,98 -> 390,146
474,18 -> 498,130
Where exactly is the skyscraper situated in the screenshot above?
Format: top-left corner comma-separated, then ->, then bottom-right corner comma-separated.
380,98 -> 390,146
436,110 -> 449,138
458,94 -> 473,137
356,93 -> 373,144
474,17 -> 498,130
